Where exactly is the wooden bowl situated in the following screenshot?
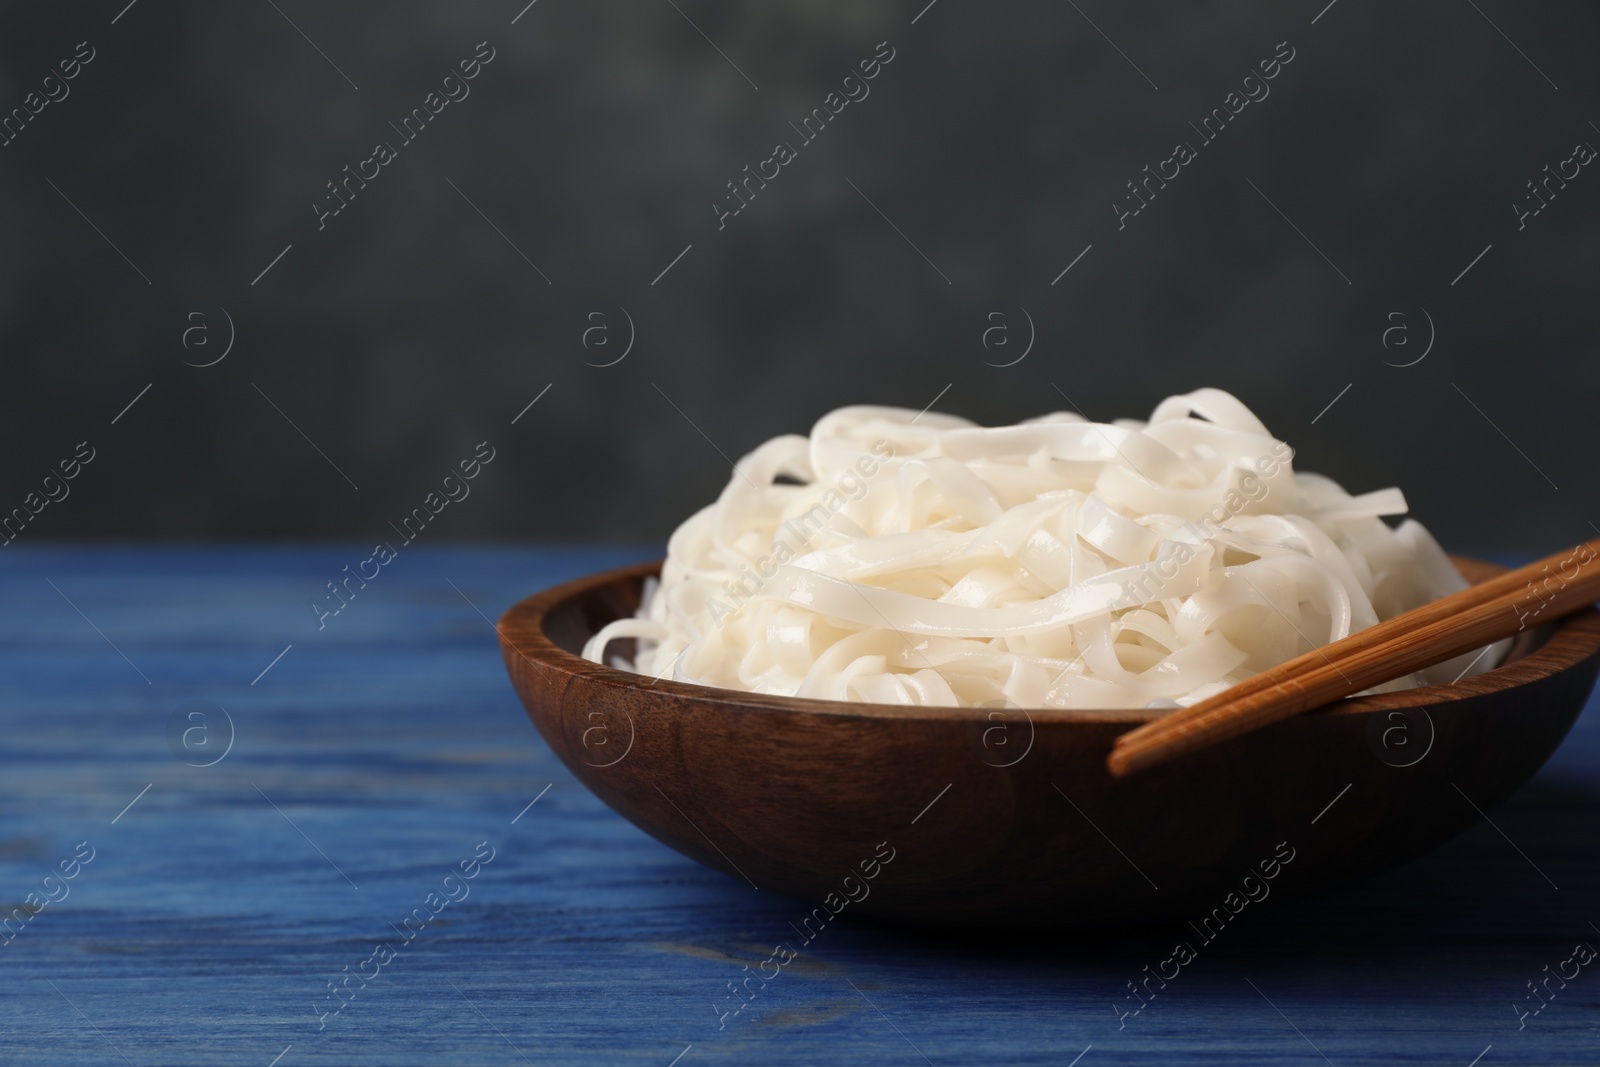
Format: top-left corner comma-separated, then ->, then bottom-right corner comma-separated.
498,558 -> 1600,931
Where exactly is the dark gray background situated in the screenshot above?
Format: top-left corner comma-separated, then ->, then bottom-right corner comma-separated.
1,0 -> 1594,550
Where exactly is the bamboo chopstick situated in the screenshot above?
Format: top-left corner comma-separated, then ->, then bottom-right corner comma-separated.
1111,537 -> 1600,751
1105,537 -> 1600,778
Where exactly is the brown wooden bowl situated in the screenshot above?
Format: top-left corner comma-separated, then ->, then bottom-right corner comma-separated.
498,557 -> 1600,931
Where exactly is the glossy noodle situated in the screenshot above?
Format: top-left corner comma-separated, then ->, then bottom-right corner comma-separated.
584,389 -> 1498,708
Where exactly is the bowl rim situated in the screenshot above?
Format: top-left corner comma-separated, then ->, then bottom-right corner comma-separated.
498,556 -> 1600,725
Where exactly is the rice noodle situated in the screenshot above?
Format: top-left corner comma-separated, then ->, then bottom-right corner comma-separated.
584,388 -> 1502,708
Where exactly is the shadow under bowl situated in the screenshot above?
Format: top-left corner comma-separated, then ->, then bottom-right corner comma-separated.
498,557 -> 1600,931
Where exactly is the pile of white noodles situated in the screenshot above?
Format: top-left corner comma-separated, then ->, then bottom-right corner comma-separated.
584,388 -> 1496,708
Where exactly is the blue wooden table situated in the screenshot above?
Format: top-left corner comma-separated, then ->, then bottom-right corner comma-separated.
3,546 -> 1597,1066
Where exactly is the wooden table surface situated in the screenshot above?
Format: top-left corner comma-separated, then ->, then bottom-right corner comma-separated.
4,546 -> 1598,1066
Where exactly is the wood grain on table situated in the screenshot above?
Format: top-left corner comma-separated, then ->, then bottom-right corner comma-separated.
2,546 -> 1597,1066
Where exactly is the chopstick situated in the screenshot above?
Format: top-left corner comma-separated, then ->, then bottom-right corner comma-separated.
1115,538 -> 1599,749
1105,537 -> 1600,778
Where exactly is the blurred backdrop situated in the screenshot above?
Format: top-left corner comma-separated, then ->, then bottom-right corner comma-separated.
0,0 -> 1595,550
